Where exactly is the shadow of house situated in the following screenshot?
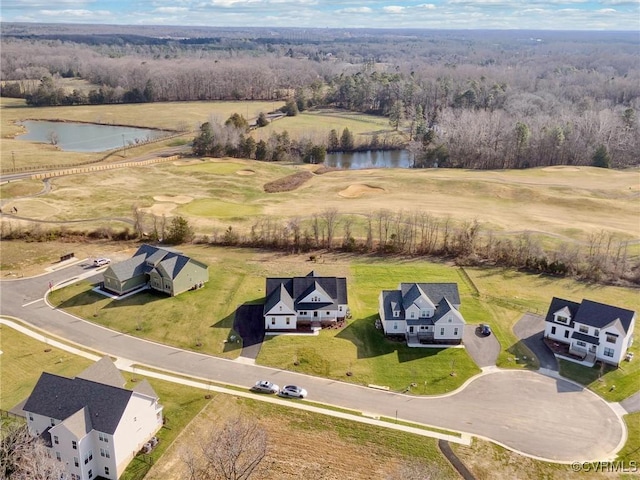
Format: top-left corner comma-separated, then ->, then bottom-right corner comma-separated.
335,314 -> 446,363
102,244 -> 208,297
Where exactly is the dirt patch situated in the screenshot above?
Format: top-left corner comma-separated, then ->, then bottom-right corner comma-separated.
338,184 -> 386,198
264,171 -> 313,193
313,165 -> 341,175
236,169 -> 255,176
153,195 -> 193,204
144,395 -> 442,480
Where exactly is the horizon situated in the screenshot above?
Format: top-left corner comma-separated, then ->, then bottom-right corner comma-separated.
1,0 -> 639,31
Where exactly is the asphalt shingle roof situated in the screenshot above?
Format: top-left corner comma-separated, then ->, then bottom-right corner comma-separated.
545,297 -> 635,334
381,283 -> 463,326
23,373 -> 133,435
264,272 -> 348,316
105,244 -> 202,283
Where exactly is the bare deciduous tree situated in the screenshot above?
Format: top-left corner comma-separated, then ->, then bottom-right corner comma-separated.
0,420 -> 66,480
182,417 -> 268,480
322,208 -> 340,250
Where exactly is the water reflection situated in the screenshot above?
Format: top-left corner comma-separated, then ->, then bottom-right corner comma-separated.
16,120 -> 167,153
325,150 -> 411,170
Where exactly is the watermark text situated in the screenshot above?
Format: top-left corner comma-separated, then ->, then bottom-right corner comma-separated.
571,461 -> 637,473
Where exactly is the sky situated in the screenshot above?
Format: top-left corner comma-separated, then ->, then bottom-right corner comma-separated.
1,0 -> 639,31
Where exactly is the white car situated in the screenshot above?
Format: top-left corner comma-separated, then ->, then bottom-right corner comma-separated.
250,380 -> 279,394
93,258 -> 111,267
278,385 -> 307,399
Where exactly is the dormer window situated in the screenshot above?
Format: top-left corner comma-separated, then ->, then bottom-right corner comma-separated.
393,310 -> 399,318
556,315 -> 569,325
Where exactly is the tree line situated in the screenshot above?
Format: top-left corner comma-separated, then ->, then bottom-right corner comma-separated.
202,209 -> 637,286
1,30 -> 638,169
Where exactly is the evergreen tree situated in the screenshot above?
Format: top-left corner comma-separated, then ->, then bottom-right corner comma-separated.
328,129 -> 340,151
256,112 -> 269,127
166,216 -> 194,244
255,139 -> 268,160
592,145 -> 610,168
340,127 -> 354,150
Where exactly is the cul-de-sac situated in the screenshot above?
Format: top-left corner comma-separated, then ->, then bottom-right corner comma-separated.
1,22 -> 639,480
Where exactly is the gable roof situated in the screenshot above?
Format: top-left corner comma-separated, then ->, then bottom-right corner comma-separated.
76,356 -> 126,388
105,244 -> 205,282
264,272 -> 348,315
545,297 -> 635,334
24,373 -> 133,435
544,297 -> 581,323
382,283 -> 463,325
133,379 -> 160,400
575,299 -> 635,332
400,283 -> 461,306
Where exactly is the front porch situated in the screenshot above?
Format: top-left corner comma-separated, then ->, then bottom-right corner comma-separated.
544,338 -> 596,367
406,333 -> 463,348
265,318 -> 346,336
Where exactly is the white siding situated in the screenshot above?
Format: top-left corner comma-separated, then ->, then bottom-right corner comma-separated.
265,315 -> 297,330
434,313 -> 465,339
112,393 -> 163,478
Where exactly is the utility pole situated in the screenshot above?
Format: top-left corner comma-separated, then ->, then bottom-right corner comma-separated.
12,151 -> 16,171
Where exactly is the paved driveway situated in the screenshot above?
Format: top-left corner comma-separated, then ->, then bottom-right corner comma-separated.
463,324 -> 500,367
513,313 -> 558,370
0,267 -> 625,462
233,304 -> 265,361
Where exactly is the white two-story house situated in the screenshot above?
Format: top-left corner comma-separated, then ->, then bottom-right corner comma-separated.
263,271 -> 348,332
23,357 -> 163,480
544,297 -> 635,366
378,283 -> 466,346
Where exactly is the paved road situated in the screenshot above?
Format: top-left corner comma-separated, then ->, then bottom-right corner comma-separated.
513,313 -> 558,371
0,265 -> 625,462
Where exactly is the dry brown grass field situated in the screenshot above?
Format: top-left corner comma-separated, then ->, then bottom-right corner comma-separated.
1,156 -> 638,249
0,98 -> 396,171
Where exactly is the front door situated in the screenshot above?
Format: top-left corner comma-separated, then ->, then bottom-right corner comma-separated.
409,326 -> 414,333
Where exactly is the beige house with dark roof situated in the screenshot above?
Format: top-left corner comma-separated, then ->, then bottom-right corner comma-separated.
23,357 -> 163,480
102,244 -> 208,297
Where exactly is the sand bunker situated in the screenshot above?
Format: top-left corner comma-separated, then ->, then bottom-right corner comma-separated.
141,203 -> 178,216
153,195 -> 193,204
542,166 -> 581,172
236,169 -> 255,176
338,184 -> 386,198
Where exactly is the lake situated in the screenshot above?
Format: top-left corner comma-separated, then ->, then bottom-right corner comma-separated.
16,120 -> 168,153
325,150 -> 412,169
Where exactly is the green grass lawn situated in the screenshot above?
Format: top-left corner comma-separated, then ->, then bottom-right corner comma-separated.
617,412 -> 640,467
0,324 -> 211,480
558,358 -> 640,402
0,325 -> 94,410
47,247 -> 640,397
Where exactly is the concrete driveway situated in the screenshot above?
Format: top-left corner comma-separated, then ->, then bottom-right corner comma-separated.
514,313 -> 558,371
0,265 -> 626,462
463,324 -> 500,367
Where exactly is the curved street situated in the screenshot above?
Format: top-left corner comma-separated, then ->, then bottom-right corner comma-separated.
0,262 -> 627,463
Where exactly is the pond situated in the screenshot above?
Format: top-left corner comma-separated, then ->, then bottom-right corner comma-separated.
16,120 -> 168,153
325,150 -> 412,169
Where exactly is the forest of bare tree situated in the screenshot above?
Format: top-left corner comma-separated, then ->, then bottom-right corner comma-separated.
1,24 -> 638,169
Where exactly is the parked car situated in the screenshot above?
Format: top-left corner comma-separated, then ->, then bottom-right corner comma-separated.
93,258 -> 111,267
478,324 -> 492,336
278,385 -> 307,399
250,380 -> 279,394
